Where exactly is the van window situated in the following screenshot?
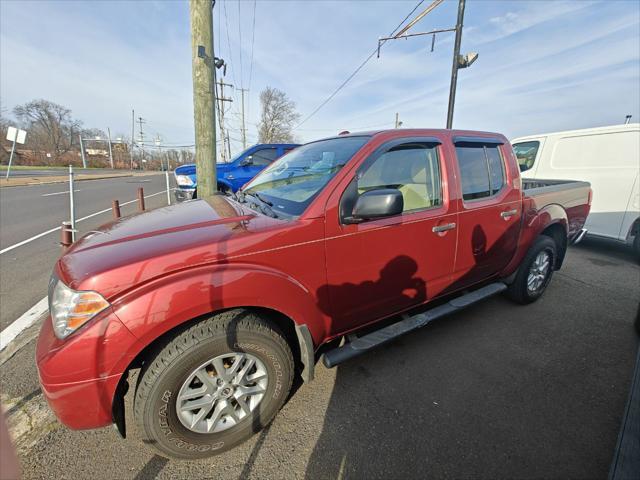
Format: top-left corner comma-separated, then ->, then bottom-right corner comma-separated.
455,145 -> 505,200
551,132 -> 639,169
513,141 -> 540,172
358,143 -> 442,212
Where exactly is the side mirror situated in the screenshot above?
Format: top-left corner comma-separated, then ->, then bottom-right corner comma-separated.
344,188 -> 404,224
240,155 -> 253,166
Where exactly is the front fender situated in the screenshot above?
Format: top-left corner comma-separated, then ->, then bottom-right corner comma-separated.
110,263 -> 325,373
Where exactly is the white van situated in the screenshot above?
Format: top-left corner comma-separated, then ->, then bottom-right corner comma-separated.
511,124 -> 640,257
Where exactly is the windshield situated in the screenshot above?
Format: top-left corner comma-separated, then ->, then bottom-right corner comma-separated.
241,136 -> 369,218
513,141 -> 540,172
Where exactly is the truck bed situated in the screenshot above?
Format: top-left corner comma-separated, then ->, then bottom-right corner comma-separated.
522,178 -> 591,194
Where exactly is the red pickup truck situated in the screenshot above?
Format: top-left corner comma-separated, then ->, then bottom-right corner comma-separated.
37,129 -> 591,459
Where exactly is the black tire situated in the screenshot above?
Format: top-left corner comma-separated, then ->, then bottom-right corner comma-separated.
506,236 -> 557,305
634,234 -> 640,262
134,309 -> 294,460
217,184 -> 231,196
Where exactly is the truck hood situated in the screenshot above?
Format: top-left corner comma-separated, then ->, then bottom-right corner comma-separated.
58,196 -> 280,298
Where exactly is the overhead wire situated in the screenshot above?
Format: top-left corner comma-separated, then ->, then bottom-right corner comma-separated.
294,0 -> 426,129
237,0 -> 244,89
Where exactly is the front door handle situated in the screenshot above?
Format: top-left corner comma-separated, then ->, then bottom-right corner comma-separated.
500,209 -> 518,219
432,222 -> 456,233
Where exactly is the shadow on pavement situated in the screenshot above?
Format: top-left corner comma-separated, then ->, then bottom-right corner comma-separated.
574,236 -> 637,264
133,455 -> 169,480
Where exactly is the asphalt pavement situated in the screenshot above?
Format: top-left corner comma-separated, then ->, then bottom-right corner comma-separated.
0,233 -> 638,479
0,167 -> 141,178
0,174 -> 173,331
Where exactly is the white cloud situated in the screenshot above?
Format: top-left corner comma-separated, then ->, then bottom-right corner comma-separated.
0,0 -> 638,153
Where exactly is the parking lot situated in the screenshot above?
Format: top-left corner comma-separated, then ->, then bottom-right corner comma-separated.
1,175 -> 638,479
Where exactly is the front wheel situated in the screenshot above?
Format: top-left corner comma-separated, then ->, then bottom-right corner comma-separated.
506,236 -> 557,305
133,310 -> 294,459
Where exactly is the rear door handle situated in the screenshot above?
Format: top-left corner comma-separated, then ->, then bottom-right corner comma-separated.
500,209 -> 518,219
432,222 -> 456,233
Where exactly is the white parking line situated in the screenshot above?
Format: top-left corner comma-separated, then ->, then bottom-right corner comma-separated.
0,297 -> 48,352
0,189 -> 174,256
41,189 -> 81,197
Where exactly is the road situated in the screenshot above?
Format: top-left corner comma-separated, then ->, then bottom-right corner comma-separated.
0,174 -> 174,331
0,167 -> 144,178
0,232 -> 638,479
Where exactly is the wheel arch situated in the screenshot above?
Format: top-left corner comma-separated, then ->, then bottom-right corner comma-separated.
540,221 -> 568,269
626,216 -> 640,241
112,304 -> 315,438
217,179 -> 233,193
108,261 -> 325,436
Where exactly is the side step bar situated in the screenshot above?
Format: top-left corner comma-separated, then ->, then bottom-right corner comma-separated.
322,282 -> 507,368
571,228 -> 588,245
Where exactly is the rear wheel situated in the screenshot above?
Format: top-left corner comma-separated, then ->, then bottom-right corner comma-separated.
633,234 -> 640,262
134,309 -> 294,459
506,236 -> 557,304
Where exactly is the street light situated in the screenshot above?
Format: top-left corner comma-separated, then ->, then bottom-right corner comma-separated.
458,52 -> 478,69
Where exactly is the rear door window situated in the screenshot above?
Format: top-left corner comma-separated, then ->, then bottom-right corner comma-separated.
485,146 -> 505,195
455,145 -> 506,200
513,141 -> 540,172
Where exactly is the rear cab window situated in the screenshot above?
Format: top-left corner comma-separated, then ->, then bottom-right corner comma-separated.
513,141 -> 540,172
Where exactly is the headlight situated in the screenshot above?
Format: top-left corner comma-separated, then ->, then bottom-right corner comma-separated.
175,174 -> 194,187
49,279 -> 109,339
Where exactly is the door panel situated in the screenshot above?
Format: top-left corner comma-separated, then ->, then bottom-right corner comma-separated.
322,139 -> 457,335
452,143 -> 521,288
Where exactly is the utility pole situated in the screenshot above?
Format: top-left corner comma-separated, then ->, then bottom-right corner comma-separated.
216,80 -> 234,162
138,116 -> 146,169
238,88 -> 249,149
376,0 -> 477,130
107,128 -> 114,168
130,109 -> 135,170
446,0 -> 466,129
395,113 -> 403,128
155,135 -> 162,170
190,0 -> 217,197
78,134 -> 87,168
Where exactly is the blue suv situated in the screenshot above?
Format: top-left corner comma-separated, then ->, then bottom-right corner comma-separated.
174,143 -> 299,201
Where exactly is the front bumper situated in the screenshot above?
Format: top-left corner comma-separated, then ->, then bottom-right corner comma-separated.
36,308 -> 139,430
175,187 -> 196,202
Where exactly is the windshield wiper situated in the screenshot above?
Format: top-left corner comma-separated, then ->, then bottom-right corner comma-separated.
250,192 -> 273,206
242,191 -> 279,218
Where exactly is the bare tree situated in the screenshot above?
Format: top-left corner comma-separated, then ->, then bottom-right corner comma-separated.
13,99 -> 82,163
258,87 -> 300,143
0,113 -> 11,164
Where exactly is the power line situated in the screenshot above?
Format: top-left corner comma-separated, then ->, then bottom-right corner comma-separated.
295,0 -> 426,129
248,0 -> 257,91
222,0 -> 237,89
237,0 -> 244,89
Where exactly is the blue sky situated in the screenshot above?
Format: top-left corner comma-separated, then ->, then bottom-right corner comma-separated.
1,0 -> 638,155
